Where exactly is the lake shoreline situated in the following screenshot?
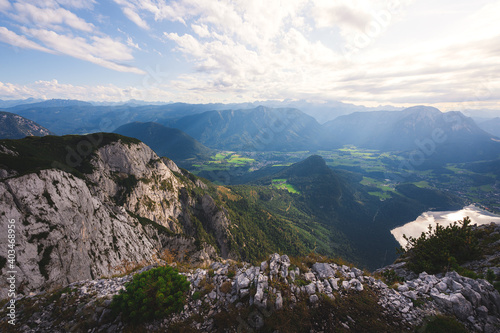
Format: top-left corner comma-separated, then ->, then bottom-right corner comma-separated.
391,204 -> 500,246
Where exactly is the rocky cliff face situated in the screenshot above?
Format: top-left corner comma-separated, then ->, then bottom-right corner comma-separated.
0,169 -> 160,296
0,137 -> 234,298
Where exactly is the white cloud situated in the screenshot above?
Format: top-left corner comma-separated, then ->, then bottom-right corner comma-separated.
122,6 -> 149,30
12,2 -> 94,32
23,28 -> 145,74
158,0 -> 344,101
19,0 -> 96,10
1,0 -> 499,109
0,0 -> 11,11
126,36 -> 140,50
191,24 -> 210,38
0,26 -> 54,53
153,0 -> 499,108
0,79 -> 178,102
0,0 -> 145,75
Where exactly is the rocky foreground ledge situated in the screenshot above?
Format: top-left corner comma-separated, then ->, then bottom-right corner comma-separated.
1,253 -> 500,332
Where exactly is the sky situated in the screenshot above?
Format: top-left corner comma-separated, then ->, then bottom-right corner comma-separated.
0,0 -> 499,111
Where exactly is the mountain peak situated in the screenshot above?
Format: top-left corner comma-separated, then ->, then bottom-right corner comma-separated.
401,106 -> 442,119
403,105 -> 441,113
285,154 -> 330,177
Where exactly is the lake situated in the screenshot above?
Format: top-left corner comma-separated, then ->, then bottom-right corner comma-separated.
391,205 -> 500,247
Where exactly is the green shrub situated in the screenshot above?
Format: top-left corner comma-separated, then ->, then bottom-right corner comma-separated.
486,269 -> 495,282
453,264 -> 481,279
399,217 -> 481,274
419,315 -> 468,333
191,291 -> 202,300
381,269 -> 405,285
294,279 -> 309,286
111,266 -> 190,323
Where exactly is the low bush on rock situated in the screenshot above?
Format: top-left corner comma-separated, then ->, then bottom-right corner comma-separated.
418,315 -> 469,333
111,266 -> 190,323
400,217 -> 481,274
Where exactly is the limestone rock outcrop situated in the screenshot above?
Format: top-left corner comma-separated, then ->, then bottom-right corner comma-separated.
0,138 -> 234,298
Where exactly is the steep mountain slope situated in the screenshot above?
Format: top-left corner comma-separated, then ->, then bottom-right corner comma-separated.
0,111 -> 53,139
165,106 -> 322,151
322,106 -> 500,163
113,121 -> 212,165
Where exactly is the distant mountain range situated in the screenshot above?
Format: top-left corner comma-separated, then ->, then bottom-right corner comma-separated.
0,98 -> 44,108
3,100 -> 500,165
255,99 -> 404,123
7,99 -> 93,110
114,122 -> 212,165
4,100 -> 231,135
163,106 -> 322,151
0,98 -> 404,123
0,111 -> 53,139
162,105 -> 499,163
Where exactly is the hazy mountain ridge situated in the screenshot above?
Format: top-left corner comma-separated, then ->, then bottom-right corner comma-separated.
1,98 -> 404,123
7,103 -> 221,135
323,106 -> 493,149
164,106 -> 322,151
322,106 -> 500,164
478,117 -> 500,137
8,99 -> 93,110
0,98 -> 44,108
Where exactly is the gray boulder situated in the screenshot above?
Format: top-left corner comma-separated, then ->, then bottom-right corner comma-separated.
312,262 -> 336,279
